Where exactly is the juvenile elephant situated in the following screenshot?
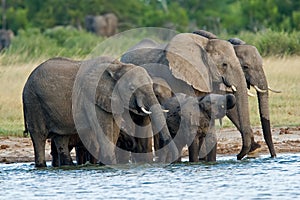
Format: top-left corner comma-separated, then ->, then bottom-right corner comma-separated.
163,93 -> 236,162
23,56 -> 178,167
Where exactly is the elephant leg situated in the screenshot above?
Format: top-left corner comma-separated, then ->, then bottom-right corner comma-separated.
226,107 -> 261,152
75,144 -> 87,165
188,138 -> 200,162
50,138 -> 59,167
31,133 -> 47,167
53,135 -> 74,166
129,112 -> 153,163
96,113 -> 120,165
115,131 -> 133,164
131,137 -> 153,163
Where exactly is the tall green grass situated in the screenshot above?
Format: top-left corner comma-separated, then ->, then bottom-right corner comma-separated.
0,27 -> 104,65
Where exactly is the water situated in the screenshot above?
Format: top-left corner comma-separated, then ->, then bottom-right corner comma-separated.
1,153 -> 299,200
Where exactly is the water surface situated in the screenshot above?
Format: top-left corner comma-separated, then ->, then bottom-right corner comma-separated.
1,153 -> 299,199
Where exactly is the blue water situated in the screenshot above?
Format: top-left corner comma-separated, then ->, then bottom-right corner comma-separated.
1,153 -> 299,200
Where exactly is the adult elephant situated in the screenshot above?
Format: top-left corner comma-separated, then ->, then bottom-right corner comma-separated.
227,37 -> 281,158
22,56 -> 178,167
121,33 -> 253,160
85,13 -> 118,37
193,30 -> 278,158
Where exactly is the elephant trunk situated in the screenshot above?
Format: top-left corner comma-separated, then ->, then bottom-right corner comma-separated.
257,88 -> 276,157
234,75 -> 253,160
148,97 -> 179,163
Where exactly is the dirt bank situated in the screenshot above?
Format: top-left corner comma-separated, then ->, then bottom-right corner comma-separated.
0,127 -> 299,164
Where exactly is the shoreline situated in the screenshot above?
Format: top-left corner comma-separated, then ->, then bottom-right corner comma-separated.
1,127 -> 299,164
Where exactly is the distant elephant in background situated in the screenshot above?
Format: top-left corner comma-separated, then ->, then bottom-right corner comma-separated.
85,13 -> 118,37
23,56 -> 178,167
162,93 -> 236,162
0,29 -> 14,51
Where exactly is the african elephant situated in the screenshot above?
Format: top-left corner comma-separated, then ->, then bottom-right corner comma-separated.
121,33 -> 253,160
22,56 -> 178,167
85,13 -> 118,37
162,93 -> 236,162
193,30 -> 277,158
0,29 -> 13,51
227,37 -> 281,158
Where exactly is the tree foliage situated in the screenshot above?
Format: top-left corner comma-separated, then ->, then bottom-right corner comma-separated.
1,0 -> 300,34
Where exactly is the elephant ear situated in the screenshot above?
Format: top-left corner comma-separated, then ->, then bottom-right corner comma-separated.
95,62 -> 124,114
166,33 -> 213,93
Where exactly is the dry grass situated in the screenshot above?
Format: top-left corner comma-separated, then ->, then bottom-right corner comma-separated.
0,61 -> 42,136
0,57 -> 299,136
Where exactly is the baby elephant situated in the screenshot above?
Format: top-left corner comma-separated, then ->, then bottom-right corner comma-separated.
161,93 -> 236,162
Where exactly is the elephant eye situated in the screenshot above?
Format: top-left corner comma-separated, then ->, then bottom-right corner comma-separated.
222,63 -> 228,68
243,65 -> 249,70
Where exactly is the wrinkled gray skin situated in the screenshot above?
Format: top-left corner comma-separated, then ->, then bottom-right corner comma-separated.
23,56 -> 178,167
227,37 -> 276,157
121,34 -> 253,160
163,93 -> 236,162
0,29 -> 13,51
85,13 -> 118,37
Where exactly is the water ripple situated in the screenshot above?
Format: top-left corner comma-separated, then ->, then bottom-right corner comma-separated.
0,153 -> 299,199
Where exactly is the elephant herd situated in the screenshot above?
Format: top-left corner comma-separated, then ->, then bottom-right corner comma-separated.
22,30 -> 281,167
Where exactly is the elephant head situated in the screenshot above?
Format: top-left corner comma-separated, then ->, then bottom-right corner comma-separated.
74,59 -> 179,164
229,38 -> 281,157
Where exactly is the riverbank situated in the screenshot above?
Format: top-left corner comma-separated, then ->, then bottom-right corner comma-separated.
1,127 -> 299,164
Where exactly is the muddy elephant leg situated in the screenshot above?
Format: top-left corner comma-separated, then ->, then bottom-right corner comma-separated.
53,135 -> 74,166
226,107 -> 261,152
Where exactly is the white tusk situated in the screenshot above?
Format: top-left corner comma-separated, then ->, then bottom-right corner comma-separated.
141,107 -> 152,114
268,87 -> 282,93
254,85 -> 267,93
231,85 -> 237,92
162,109 -> 169,113
247,90 -> 255,97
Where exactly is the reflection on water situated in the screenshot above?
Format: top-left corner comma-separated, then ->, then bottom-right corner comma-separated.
1,153 -> 299,199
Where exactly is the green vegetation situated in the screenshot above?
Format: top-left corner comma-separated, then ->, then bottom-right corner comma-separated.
2,0 -> 300,34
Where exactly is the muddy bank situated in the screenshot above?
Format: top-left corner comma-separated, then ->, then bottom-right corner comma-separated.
0,127 -> 299,164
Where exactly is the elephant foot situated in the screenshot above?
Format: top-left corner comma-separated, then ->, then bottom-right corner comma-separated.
35,162 -> 47,168
249,141 -> 261,153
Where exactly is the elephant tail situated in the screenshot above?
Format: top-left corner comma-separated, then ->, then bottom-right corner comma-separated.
23,104 -> 29,137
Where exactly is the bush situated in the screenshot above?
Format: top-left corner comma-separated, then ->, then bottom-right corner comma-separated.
222,29 -> 300,57
0,27 -> 103,65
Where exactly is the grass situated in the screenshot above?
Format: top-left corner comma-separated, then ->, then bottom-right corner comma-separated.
0,57 -> 299,136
